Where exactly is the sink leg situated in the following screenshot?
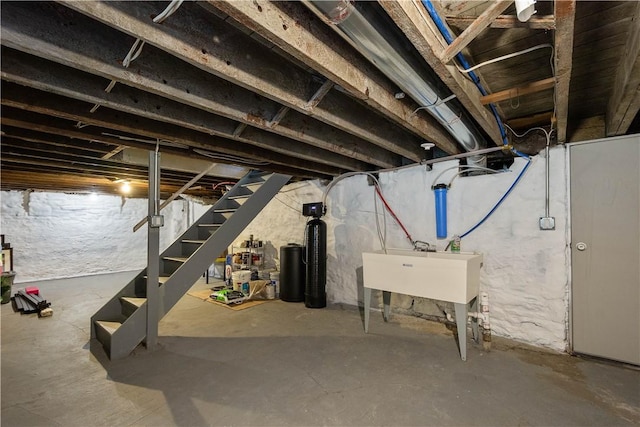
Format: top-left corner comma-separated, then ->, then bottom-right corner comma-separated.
471,296 -> 479,344
454,303 -> 468,361
382,291 -> 391,322
364,287 -> 371,333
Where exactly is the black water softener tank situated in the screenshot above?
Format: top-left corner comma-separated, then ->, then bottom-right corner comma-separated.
305,218 -> 327,308
279,243 -> 305,302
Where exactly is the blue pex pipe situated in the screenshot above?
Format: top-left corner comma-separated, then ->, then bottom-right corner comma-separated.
460,159 -> 531,238
420,0 -> 508,145
433,184 -> 448,239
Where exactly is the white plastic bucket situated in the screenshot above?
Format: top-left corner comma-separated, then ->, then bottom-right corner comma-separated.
232,270 -> 252,293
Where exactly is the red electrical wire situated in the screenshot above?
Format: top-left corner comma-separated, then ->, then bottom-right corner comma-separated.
212,181 -> 237,194
374,184 -> 414,244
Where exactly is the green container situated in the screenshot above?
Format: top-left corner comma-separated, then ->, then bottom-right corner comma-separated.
1,272 -> 16,304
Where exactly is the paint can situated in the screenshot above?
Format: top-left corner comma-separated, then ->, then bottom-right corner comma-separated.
265,284 -> 275,300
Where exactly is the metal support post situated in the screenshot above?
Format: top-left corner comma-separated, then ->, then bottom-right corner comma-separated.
146,150 -> 162,350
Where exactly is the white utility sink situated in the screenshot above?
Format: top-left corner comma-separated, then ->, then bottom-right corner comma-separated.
362,249 -> 483,360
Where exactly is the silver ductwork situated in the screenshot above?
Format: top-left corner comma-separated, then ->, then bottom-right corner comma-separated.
304,0 -> 487,166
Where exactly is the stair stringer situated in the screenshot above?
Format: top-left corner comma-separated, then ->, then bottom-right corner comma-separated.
89,172 -> 262,341
159,173 -> 291,317
90,172 -> 291,359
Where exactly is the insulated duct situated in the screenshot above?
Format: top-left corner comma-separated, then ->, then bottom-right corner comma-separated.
304,0 -> 487,166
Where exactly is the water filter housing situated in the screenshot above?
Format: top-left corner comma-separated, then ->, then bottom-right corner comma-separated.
305,218 -> 327,308
434,184 -> 448,239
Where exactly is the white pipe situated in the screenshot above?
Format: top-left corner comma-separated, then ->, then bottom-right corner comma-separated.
480,292 -> 491,351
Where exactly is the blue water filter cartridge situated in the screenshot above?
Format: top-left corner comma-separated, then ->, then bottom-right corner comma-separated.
433,184 -> 448,239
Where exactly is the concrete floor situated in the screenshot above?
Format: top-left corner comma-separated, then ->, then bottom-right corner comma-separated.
1,272 -> 638,426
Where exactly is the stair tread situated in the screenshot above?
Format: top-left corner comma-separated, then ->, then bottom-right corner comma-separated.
120,297 -> 146,307
227,194 -> 250,199
164,257 -> 188,263
241,183 -> 263,188
198,223 -> 223,227
143,276 -> 170,284
213,208 -> 237,212
182,239 -> 206,244
95,320 -> 121,334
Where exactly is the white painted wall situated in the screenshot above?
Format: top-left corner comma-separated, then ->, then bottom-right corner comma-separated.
1,146 -> 569,351
239,147 -> 569,351
0,191 -> 209,283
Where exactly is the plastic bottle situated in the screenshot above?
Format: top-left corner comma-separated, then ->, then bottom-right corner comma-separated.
451,235 -> 461,253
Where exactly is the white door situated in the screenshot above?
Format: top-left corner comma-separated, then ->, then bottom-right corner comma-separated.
570,134 -> 640,365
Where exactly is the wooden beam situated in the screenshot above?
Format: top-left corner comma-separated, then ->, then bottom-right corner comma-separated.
0,144 -> 220,187
440,1 -> 513,64
0,36 -> 394,171
201,0 -> 457,155
445,15 -> 556,30
1,75 -> 367,174
379,1 -> 503,145
569,115 -> 606,142
606,1 -> 640,136
0,108 -> 336,179
57,1 -> 431,160
554,0 -> 577,143
1,2 -> 408,166
0,169 -> 200,199
102,146 -> 125,160
505,112 -> 554,129
480,77 -> 555,105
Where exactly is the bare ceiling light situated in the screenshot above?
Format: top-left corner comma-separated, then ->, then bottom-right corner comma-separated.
421,143 -> 435,151
394,91 -> 405,99
119,181 -> 131,194
515,0 -> 537,22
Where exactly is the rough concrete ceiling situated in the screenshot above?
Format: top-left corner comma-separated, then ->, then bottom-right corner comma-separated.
1,1 -> 638,198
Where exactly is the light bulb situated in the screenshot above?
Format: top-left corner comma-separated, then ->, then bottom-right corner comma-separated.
120,181 -> 131,194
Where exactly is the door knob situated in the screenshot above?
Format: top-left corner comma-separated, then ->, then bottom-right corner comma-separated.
576,242 -> 587,251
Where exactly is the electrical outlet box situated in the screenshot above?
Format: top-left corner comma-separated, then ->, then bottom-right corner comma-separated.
150,215 -> 164,228
539,216 -> 555,230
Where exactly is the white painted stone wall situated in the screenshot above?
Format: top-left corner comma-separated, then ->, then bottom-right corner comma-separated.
1,146 -> 570,351
0,191 -> 209,283
240,147 -> 569,351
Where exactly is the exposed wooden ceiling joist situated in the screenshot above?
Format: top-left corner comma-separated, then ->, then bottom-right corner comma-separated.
440,1 -> 513,64
0,169 -> 205,199
606,1 -> 640,136
1,0 -> 638,197
0,56 -> 373,172
0,4 -> 398,172
201,0 -> 459,156
554,0 -> 577,143
445,14 -> 556,30
1,109 -> 332,180
480,77 -> 556,105
60,0 -> 434,161
380,0 -> 503,146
